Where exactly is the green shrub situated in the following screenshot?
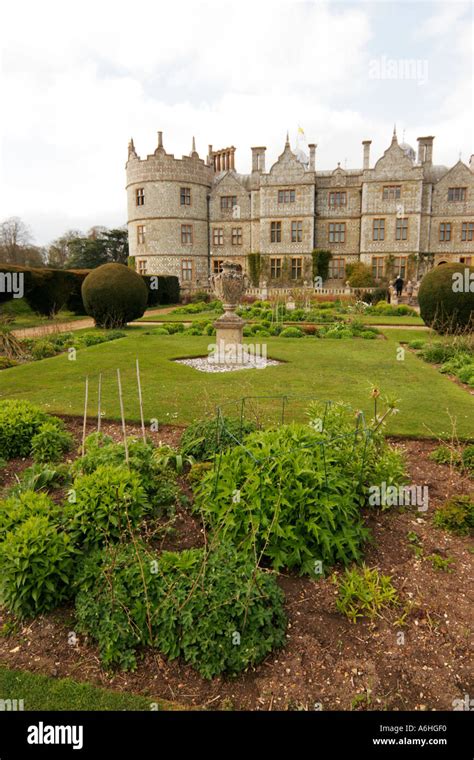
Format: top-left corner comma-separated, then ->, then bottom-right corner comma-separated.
65,270 -> 90,315
0,357 -> 18,369
0,491 -> 58,541
82,263 -> 148,328
180,416 -> 257,461
421,342 -> 456,364
433,495 -> 474,536
418,264 -> 474,332
408,339 -> 425,350
66,465 -> 149,549
461,445 -> 474,474
280,327 -> 304,338
151,327 -> 169,335
0,515 -> 74,617
7,464 -> 67,496
72,434 -> 178,514
75,542 -> 286,676
0,400 -> 49,460
429,445 -> 461,466
457,364 -> 474,384
31,340 -> 59,360
25,269 -> 77,317
346,262 -> 375,288
334,565 -> 399,623
31,421 -> 74,463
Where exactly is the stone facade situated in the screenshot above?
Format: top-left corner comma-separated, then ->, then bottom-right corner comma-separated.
126,129 -> 474,289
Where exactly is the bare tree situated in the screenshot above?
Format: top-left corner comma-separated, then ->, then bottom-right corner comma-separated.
47,229 -> 83,268
0,217 -> 33,263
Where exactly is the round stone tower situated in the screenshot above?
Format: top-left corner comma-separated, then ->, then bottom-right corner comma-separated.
126,132 -> 213,288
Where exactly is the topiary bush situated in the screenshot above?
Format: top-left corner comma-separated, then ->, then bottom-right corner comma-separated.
31,421 -> 74,463
82,263 -> 148,328
0,400 -> 49,460
180,416 -> 257,461
75,542 -> 286,676
418,264 -> 474,333
0,514 -> 74,617
25,269 -> 77,317
66,465 -> 149,549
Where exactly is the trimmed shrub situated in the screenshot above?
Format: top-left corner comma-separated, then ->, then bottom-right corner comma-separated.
25,269 -> 77,317
280,326 -> 304,338
180,416 -> 257,461
418,264 -> 474,332
0,400 -> 49,460
0,514 -> 74,617
75,542 -> 286,676
82,263 -> 148,328
31,421 -> 73,463
346,262 -> 375,288
65,270 -> 90,315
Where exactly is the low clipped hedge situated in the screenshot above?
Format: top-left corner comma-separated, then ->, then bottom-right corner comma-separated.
82,263 -> 148,328
418,263 -> 474,333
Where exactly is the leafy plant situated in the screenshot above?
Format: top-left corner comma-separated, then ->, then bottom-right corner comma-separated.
7,463 -> 68,496
0,515 -> 74,617
429,445 -> 462,466
31,340 -> 59,360
333,565 -> 399,623
31,421 -> 74,463
426,553 -> 454,572
279,327 -> 304,338
66,465 -> 149,549
433,495 -> 474,536
0,400 -> 49,460
180,416 -> 257,461
0,491 -> 59,541
75,542 -> 286,677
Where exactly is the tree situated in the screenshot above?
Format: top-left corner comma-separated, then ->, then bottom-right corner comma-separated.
0,217 -> 32,263
47,230 -> 83,268
66,227 -> 129,269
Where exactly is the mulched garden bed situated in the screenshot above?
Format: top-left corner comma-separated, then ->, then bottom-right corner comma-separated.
0,424 -> 472,711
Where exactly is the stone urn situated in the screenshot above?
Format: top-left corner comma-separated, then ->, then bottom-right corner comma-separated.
211,262 -> 245,362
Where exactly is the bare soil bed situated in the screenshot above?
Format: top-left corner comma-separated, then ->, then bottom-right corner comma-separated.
0,422 -> 472,711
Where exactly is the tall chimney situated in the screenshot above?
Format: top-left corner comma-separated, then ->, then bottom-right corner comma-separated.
308,143 -> 316,171
469,154 -> 474,173
362,140 -> 371,170
417,136 -> 434,165
251,146 -> 266,173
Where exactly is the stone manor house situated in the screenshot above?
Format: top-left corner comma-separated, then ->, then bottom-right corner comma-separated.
126,129 -> 474,290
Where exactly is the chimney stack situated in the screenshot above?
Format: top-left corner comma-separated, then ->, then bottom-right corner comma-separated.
417,136 -> 434,165
469,154 -> 474,173
362,140 -> 371,170
251,146 -> 266,173
308,143 -> 316,171
157,131 -> 164,150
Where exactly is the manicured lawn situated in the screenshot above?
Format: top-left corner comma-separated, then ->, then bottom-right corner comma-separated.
358,314 -> 424,326
1,299 -> 85,330
138,309 -> 218,323
0,667 -> 177,711
0,332 -> 472,438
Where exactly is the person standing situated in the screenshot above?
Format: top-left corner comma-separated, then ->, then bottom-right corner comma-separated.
394,274 -> 404,297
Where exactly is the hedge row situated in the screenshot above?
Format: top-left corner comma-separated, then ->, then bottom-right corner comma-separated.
0,264 -> 180,316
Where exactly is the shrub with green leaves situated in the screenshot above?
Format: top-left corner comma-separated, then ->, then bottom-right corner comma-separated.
433,495 -> 474,536
180,416 -> 257,461
72,433 -> 178,513
421,342 -> 456,364
461,445 -> 474,474
31,340 -> 59,360
408,339 -> 425,350
0,400 -> 49,460
195,404 -> 405,574
7,463 -> 68,496
429,445 -> 461,466
0,491 -> 59,541
66,465 -> 149,549
279,326 -> 304,338
75,542 -> 286,677
0,514 -> 74,617
334,565 -> 399,623
31,421 -> 74,464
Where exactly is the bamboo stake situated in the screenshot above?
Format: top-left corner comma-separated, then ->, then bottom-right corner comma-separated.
97,373 -> 102,433
117,368 -> 129,464
136,358 -> 146,442
81,376 -> 89,457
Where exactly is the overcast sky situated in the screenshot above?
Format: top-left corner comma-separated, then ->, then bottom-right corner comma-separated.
0,0 -> 472,246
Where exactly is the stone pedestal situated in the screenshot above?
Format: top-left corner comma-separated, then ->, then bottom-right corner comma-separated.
214,310 -> 244,363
